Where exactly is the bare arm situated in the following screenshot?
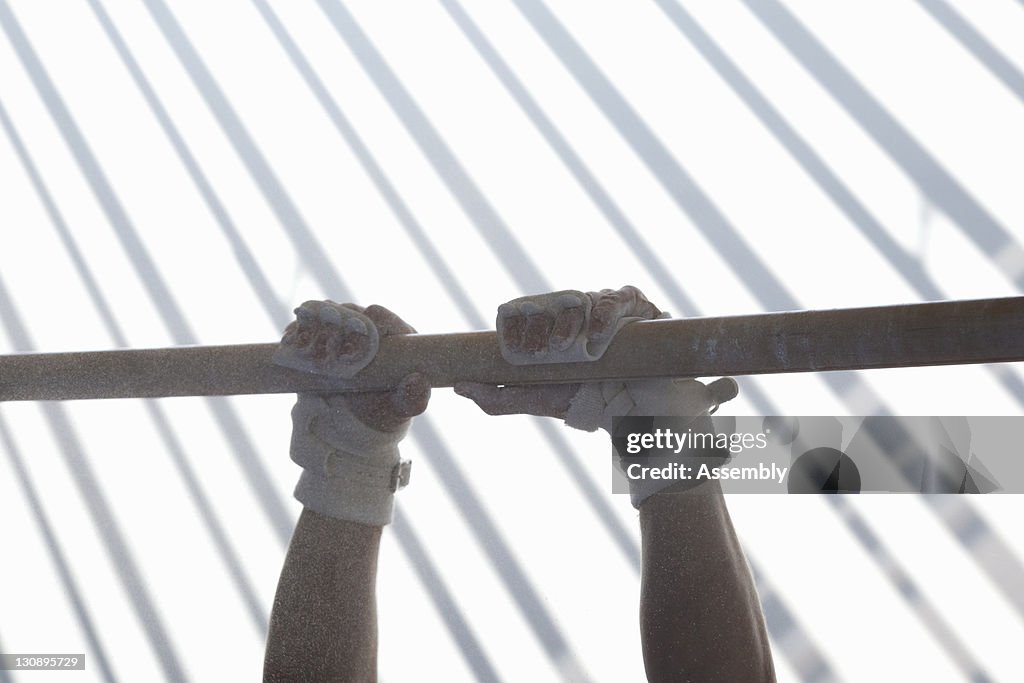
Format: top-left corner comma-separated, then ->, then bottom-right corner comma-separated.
263,302 -> 429,682
456,285 -> 775,681
639,484 -> 774,682
264,510 -> 382,682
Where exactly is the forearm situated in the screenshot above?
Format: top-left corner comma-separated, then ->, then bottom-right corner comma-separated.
264,508 -> 382,682
638,482 -> 775,682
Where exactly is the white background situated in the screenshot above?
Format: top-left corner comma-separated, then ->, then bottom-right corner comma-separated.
2,1 -> 1024,680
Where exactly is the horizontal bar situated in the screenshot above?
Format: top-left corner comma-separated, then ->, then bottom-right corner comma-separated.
2,297 -> 1023,401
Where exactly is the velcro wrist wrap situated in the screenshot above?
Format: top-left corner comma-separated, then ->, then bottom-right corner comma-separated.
290,394 -> 410,526
564,379 -> 724,508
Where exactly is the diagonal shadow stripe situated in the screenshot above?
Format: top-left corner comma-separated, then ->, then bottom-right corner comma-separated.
411,419 -> 592,682
256,0 -> 642,577
0,633 -> 11,683
634,5 -> 1021,668
84,0 -> 289,329
635,2 -> 1020,660
534,420 -> 641,573
248,0 -> 483,331
740,0 -> 1024,290
259,0 -> 647,583
143,404 -> 269,634
0,416 -> 120,683
433,0 -> 792,494
80,1 -> 512,671
0,98 -> 124,350
6,0 -> 815,679
0,0 -> 294,548
204,1 -> 607,675
309,2 -> 833,677
137,0 -> 347,299
435,2 -> 866,678
651,0 -> 1024,414
508,0 -> 1024,626
739,385 -> 991,679
749,564 -> 839,683
0,272 -> 187,682
0,96 -> 268,637
0,1 -> 183,332
392,510 -> 501,683
438,0 -> 826,625
252,6 -> 642,671
305,0 -> 652,573
502,0 -> 794,306
490,0 -> 1018,673
723,392 -> 843,681
94,3 -> 506,675
436,0 -> 699,319
735,0 -> 1024,623
315,0 -> 548,294
915,0 -> 1024,108
650,0 -> 940,302
269,291 -> 571,674
830,495 -> 993,682
310,3 -> 824,675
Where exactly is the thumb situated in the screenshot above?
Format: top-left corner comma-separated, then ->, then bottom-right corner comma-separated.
707,377 -> 739,413
454,382 -> 579,419
389,373 -> 431,418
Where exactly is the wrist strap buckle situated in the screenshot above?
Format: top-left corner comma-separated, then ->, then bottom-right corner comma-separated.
390,459 -> 412,493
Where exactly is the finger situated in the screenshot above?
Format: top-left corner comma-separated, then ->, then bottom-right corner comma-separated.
363,304 -> 416,337
621,285 -> 662,320
453,382 -> 509,415
293,319 -> 316,349
335,319 -> 371,361
453,382 -> 577,419
336,390 -> 398,432
318,302 -> 343,326
281,320 -> 300,346
500,312 -> 528,354
389,372 -> 431,418
586,291 -> 624,342
311,327 -> 336,362
707,377 -> 739,409
586,285 -> 662,341
522,313 -> 554,354
550,295 -> 585,352
292,301 -> 322,348
295,300 -> 323,322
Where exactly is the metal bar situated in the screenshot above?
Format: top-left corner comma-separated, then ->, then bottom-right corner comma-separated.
2,297 -> 1022,401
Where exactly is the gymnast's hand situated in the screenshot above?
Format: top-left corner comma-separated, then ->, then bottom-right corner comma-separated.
454,285 -> 737,508
275,300 -> 430,431
454,285 -> 736,430
274,301 -> 430,526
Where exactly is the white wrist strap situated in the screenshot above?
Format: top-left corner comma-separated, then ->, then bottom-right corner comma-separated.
564,380 -> 723,508
564,382 -> 634,432
290,394 -> 410,526
565,378 -> 716,432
